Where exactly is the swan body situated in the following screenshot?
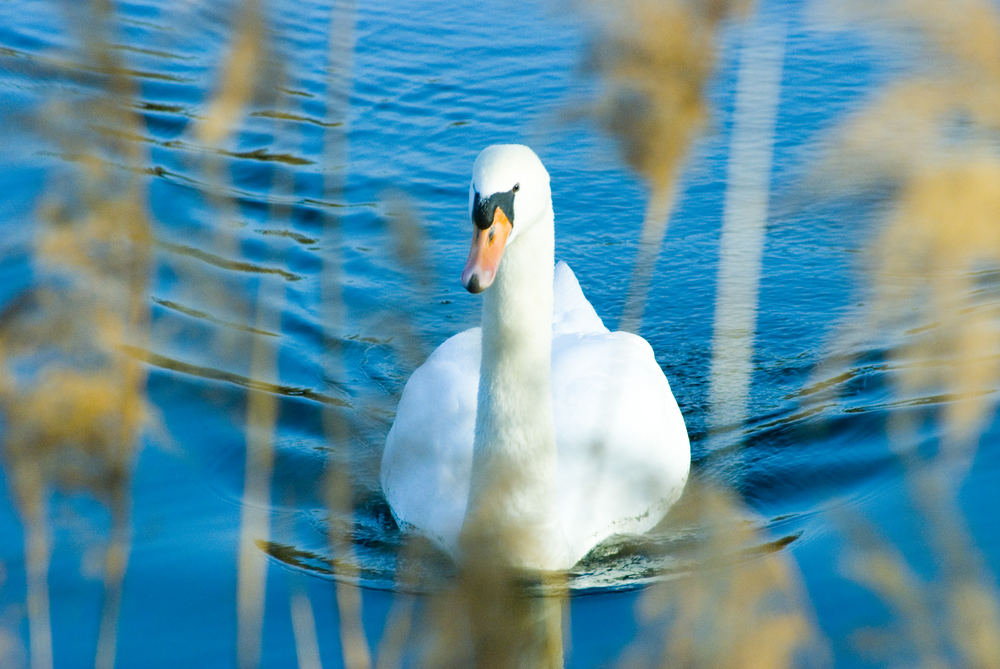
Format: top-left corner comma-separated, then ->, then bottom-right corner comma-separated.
380,145 -> 690,570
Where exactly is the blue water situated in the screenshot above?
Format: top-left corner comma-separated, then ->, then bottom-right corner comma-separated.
1,0 -> 998,666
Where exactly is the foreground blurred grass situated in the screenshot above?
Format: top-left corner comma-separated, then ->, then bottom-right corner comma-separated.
0,0 -> 999,667
820,1 -> 1000,665
0,3 -> 152,668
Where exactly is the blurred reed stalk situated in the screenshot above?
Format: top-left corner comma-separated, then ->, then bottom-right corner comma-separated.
585,2 -> 824,666
809,0 -> 1000,664
402,564 -> 564,668
320,1 -> 373,667
623,484 -> 820,667
370,197 -> 439,669
289,587 -> 322,669
76,5 -> 153,667
373,593 -> 415,669
706,14 -> 785,452
270,45 -> 323,669
585,0 -> 749,332
187,3 -> 282,668
281,177 -> 320,669
454,568 -> 564,668
236,289 -> 281,669
0,1 -> 154,667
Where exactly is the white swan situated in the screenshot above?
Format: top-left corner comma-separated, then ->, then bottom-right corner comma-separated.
380,144 -> 690,571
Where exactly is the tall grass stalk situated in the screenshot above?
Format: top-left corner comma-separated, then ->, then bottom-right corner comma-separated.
373,594 -> 415,669
585,3 -> 826,666
585,0 -> 749,331
321,1 -> 373,667
0,2 -> 155,667
236,288 -> 281,669
289,587 -> 323,669
23,503 -> 52,669
90,21 -> 152,669
805,0 -> 1000,664
187,4 -> 282,667
707,15 -> 785,449
629,485 -> 819,667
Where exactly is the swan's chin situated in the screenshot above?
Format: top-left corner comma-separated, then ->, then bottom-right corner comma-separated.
462,271 -> 491,294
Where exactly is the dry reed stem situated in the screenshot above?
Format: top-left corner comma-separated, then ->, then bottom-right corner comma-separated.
816,0 -> 1000,665
198,3 -> 265,147
236,286 -> 281,669
842,516 -> 946,664
94,490 -> 131,669
707,12 -> 785,451
88,8 -> 152,667
0,1 -> 154,666
290,586 -> 323,669
628,484 -> 820,667
373,593 -> 416,669
320,1 -> 372,667
188,4 -> 283,666
24,504 -> 52,669
585,0 -> 750,330
411,565 -> 565,668
271,61 -> 325,669
372,196 -> 437,669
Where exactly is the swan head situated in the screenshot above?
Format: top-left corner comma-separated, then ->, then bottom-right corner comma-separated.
461,144 -> 551,293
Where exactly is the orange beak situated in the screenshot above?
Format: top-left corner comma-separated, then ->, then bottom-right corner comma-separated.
461,206 -> 512,293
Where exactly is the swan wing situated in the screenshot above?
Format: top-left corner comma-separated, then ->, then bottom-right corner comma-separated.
382,263 -> 689,565
552,261 -> 608,336
551,330 -> 690,561
380,327 -> 480,553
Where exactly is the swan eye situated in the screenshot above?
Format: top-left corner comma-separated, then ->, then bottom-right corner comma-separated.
512,183 -> 520,193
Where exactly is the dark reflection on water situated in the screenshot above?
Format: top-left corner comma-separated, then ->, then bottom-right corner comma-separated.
263,506 -> 804,596
127,346 -> 351,407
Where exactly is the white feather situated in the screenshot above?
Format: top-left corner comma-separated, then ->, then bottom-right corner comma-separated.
380,145 -> 690,570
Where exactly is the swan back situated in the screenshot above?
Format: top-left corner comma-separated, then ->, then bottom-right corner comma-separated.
552,260 -> 607,336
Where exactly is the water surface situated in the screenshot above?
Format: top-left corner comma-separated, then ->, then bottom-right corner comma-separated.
0,0 -> 998,667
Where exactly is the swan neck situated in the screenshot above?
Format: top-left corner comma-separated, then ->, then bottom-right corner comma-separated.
481,220 -> 554,369
462,207 -> 560,567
